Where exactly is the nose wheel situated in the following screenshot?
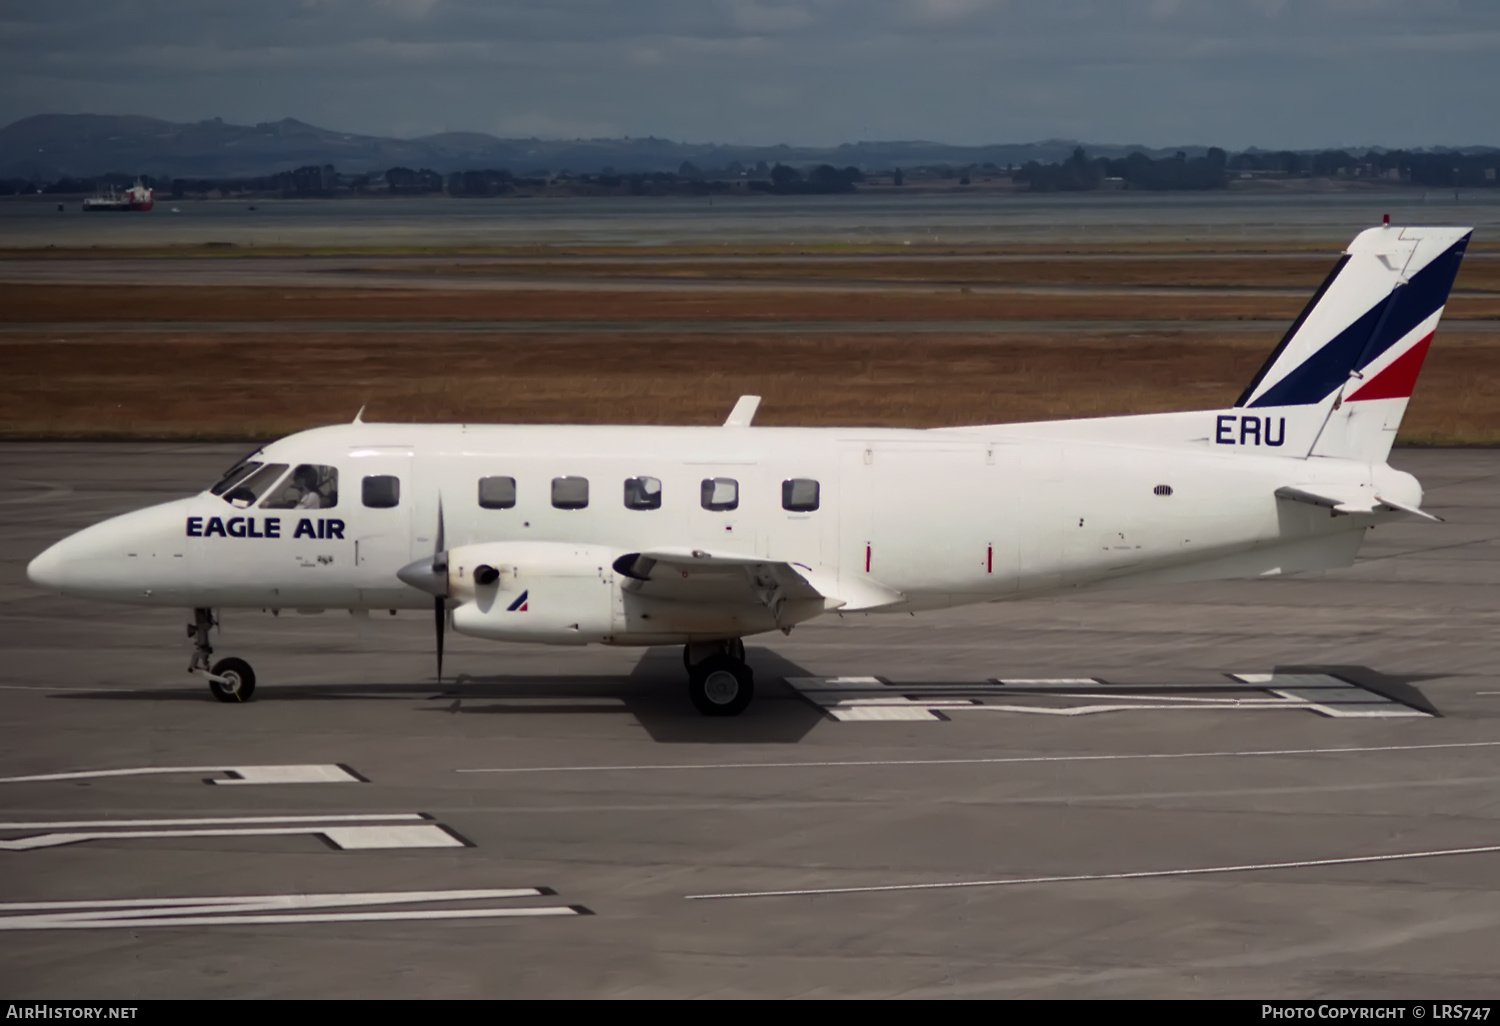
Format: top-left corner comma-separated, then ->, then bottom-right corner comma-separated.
187,607 -> 257,703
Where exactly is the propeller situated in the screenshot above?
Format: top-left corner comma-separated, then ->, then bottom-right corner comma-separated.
396,496 -> 449,682
433,496 -> 446,682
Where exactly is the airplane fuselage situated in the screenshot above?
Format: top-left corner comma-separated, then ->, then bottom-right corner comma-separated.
28,420 -> 1410,644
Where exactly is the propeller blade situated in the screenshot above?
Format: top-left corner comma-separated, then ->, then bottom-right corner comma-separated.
434,495 -> 446,681
434,595 -> 445,682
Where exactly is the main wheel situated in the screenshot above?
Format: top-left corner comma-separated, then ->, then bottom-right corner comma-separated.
688,654 -> 754,717
209,657 -> 256,703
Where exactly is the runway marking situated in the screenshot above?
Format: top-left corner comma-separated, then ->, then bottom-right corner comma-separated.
784,672 -> 1431,721
0,812 -> 468,851
0,763 -> 367,785
457,739 -> 1500,775
0,813 -> 424,830
684,844 -> 1500,901
0,888 -> 590,930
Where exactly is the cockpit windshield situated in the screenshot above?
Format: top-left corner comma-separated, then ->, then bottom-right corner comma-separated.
220,463 -> 289,508
209,459 -> 263,497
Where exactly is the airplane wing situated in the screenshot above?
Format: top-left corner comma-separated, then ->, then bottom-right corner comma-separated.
611,548 -> 904,625
1274,485 -> 1442,522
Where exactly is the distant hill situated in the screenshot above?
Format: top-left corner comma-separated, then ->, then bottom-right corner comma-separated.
5,114 -> 1494,181
0,113 -> 1219,180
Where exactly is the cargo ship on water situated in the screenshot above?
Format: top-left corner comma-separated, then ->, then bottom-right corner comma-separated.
82,181 -> 154,212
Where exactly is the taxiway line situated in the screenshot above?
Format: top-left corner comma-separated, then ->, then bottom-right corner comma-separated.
685,843 -> 1500,901
457,739 -> 1500,775
0,813 -> 425,830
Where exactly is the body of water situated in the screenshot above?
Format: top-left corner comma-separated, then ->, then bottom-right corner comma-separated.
3,190 -> 1498,250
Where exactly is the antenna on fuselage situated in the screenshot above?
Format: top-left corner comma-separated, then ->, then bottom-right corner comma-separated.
723,395 -> 760,427
353,405 -> 366,424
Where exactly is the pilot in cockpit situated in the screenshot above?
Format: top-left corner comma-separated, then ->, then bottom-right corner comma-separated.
291,465 -> 325,509
257,464 -> 337,510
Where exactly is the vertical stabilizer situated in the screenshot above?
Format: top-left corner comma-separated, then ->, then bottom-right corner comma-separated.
1234,225 -> 1470,461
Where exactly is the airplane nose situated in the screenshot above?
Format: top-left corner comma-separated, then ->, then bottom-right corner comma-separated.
26,541 -> 69,592
25,498 -> 194,600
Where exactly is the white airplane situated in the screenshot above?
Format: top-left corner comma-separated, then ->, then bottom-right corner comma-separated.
27,224 -> 1471,715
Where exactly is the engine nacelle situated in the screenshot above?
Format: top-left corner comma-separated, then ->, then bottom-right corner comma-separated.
447,541 -> 618,644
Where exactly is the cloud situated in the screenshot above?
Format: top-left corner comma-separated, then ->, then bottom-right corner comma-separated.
1,0 -> 1498,149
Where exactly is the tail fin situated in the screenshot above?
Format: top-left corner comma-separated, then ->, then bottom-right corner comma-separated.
1234,225 -> 1471,462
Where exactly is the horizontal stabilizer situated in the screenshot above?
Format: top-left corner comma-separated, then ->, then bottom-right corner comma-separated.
1274,485 -> 1441,521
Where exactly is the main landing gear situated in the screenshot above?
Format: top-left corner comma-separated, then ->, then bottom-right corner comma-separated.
683,639 -> 753,717
188,607 -> 256,703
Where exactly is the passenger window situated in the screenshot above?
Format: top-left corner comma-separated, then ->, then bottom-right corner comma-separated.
782,478 -> 820,512
221,463 -> 288,508
262,464 -> 339,510
551,476 -> 589,510
478,476 -> 516,510
623,476 -> 662,510
362,475 -> 401,508
701,477 -> 738,512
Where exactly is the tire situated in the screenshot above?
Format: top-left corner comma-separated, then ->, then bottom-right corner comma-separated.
209,657 -> 256,703
688,654 -> 753,717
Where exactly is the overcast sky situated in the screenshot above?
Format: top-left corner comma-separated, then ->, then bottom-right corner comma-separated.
3,0 -> 1497,150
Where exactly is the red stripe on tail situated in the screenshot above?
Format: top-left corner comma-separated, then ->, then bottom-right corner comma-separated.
1346,333 -> 1434,402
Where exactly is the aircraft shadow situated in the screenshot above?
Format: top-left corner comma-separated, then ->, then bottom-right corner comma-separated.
51,645 -> 830,743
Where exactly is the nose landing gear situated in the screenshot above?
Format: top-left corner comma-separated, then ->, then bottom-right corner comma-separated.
684,639 -> 753,716
187,607 -> 256,703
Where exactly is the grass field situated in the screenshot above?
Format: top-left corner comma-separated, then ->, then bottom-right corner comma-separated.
4,250 -> 1496,442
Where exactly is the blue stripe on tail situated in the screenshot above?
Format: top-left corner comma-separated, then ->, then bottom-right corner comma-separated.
1246,234 -> 1469,408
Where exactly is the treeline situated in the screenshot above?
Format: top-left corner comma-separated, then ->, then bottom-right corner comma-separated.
1015,146 -> 1500,192
1,161 -> 865,199
7,147 -> 1496,199
1017,148 -> 1231,191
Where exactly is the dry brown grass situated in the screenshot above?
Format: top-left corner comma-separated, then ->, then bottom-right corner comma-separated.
6,283 -> 1500,324
6,328 -> 1498,443
6,248 -> 1498,442
372,255 -> 1500,292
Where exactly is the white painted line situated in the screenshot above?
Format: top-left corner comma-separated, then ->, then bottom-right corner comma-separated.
0,764 -> 365,785
215,765 -> 365,785
0,685 -> 120,693
10,907 -> 582,928
998,678 -> 1102,685
684,844 -> 1500,901
0,823 -> 460,852
784,677 -> 887,691
321,825 -> 465,850
457,740 -> 1500,775
829,707 -> 944,722
0,888 -> 545,913
0,813 -> 423,830
958,701 -> 1308,716
0,888 -> 584,930
1302,705 -> 1429,719
823,697 -> 973,707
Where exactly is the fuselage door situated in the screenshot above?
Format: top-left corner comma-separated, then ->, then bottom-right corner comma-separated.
347,446 -> 414,607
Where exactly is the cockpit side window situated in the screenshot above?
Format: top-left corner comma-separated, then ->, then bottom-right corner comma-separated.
221,463 -> 289,508
210,460 -> 262,497
261,464 -> 339,510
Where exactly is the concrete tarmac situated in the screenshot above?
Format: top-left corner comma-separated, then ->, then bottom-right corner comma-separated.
2,442 -> 1499,998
